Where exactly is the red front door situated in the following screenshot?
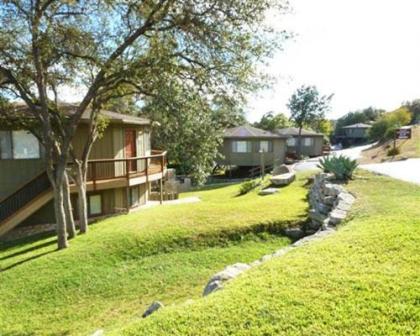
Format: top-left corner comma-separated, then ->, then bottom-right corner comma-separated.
125,129 -> 137,172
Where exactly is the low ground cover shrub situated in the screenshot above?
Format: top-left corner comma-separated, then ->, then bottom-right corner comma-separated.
239,179 -> 260,195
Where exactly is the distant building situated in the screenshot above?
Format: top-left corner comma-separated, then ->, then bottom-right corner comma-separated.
339,123 -> 372,145
275,127 -> 324,157
218,125 -> 288,168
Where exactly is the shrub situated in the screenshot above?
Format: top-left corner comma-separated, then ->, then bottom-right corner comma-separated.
239,179 -> 260,195
318,155 -> 358,181
387,147 -> 400,156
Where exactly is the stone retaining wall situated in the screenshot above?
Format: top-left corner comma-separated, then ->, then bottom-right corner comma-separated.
308,173 -> 355,231
202,172 -> 356,297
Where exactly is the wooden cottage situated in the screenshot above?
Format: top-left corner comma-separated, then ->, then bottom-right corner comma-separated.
275,127 -> 324,157
0,106 -> 167,239
218,125 -> 288,168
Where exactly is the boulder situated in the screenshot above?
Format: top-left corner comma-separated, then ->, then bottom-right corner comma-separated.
142,301 -> 164,318
271,172 -> 295,186
324,183 -> 344,196
309,209 -> 327,223
283,227 -> 305,240
336,192 -> 355,204
335,200 -> 352,211
259,188 -> 279,196
203,263 -> 250,296
329,209 -> 348,225
91,330 -> 104,336
203,280 -> 223,297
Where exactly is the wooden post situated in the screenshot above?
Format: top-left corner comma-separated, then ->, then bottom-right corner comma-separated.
159,154 -> 165,205
259,149 -> 265,179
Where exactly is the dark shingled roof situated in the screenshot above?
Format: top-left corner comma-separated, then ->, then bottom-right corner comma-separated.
223,125 -> 288,138
275,127 -> 324,137
342,123 -> 372,129
1,102 -> 150,125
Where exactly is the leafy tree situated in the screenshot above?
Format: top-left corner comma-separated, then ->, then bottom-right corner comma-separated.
369,107 -> 412,141
309,118 -> 333,138
254,111 -> 290,131
287,86 -> 333,158
334,107 -> 384,136
403,99 -> 420,124
0,0 -> 289,248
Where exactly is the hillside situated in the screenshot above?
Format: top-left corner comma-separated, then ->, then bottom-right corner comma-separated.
360,125 -> 420,163
0,175 -> 310,336
115,171 -> 420,336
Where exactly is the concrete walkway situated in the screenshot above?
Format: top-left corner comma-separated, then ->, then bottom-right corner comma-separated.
131,196 -> 201,212
361,159 -> 420,185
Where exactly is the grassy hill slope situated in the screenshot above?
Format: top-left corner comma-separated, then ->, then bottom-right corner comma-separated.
116,171 -> 420,336
0,175 -> 309,336
360,125 -> 420,163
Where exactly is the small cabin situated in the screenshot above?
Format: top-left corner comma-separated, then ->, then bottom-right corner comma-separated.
275,127 -> 324,157
218,125 -> 288,168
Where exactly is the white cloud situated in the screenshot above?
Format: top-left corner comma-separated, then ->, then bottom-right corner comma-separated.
246,0 -> 420,122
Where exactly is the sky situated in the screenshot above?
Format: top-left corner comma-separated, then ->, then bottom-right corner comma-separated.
245,0 -> 420,122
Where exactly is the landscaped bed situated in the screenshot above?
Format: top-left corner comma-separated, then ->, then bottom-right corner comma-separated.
114,171 -> 420,336
0,173 -> 310,336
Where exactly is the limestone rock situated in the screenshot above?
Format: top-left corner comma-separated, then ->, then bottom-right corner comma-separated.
309,209 -> 327,223
329,209 -> 348,225
203,280 -> 223,296
324,183 -> 344,196
91,330 -> 104,336
259,188 -> 279,195
271,172 -> 296,186
283,227 -> 304,240
142,301 -> 164,318
203,263 -> 250,296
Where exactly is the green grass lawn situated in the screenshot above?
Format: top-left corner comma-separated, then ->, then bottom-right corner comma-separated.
0,175 -> 309,336
114,171 -> 420,336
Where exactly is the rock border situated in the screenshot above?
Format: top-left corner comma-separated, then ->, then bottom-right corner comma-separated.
202,173 -> 355,297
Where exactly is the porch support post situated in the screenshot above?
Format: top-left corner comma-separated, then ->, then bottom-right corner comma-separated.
159,178 -> 163,205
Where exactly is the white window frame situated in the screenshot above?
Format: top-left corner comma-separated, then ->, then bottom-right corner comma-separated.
232,140 -> 250,153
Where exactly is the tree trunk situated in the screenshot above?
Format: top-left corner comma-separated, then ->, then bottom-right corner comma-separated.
63,171 -> 77,239
297,126 -> 303,159
75,162 -> 89,234
52,181 -> 68,250
48,161 -> 69,250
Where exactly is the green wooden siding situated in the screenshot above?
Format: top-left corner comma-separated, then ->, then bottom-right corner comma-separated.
218,138 -> 286,167
287,136 -> 324,157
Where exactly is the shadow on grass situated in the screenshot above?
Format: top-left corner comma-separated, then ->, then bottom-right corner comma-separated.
0,249 -> 55,272
0,239 -> 56,261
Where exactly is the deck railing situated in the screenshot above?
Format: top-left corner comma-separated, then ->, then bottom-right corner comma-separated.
85,150 -> 167,188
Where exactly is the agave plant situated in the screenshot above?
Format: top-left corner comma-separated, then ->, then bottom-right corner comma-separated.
318,155 -> 358,181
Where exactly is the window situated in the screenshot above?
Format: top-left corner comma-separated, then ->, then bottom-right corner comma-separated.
232,141 -> 250,153
259,140 -> 272,153
0,130 -> 40,159
88,194 -> 102,216
303,138 -> 314,147
130,186 -> 139,207
287,137 -> 297,146
0,131 -> 12,159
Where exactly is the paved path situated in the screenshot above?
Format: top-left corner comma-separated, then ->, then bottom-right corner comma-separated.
293,144 -> 374,172
132,196 -> 201,212
360,159 -> 420,185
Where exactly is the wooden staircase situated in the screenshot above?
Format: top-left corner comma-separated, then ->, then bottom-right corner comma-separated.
0,172 -> 53,237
